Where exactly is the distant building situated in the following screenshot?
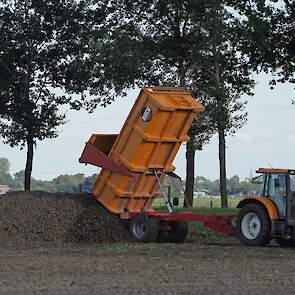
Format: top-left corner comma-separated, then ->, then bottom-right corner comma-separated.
0,185 -> 10,195
194,191 -> 208,198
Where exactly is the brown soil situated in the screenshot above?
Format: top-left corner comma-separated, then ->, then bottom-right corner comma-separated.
1,192 -> 295,295
1,242 -> 295,295
0,191 -> 131,244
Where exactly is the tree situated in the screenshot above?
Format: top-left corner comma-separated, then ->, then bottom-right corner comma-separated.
89,0 -> 255,207
263,1 -> 294,95
228,175 -> 241,195
189,2 -> 255,207
184,109 -> 214,207
50,174 -> 85,192
0,157 -> 14,186
0,157 -> 10,175
236,1 -> 294,95
0,0 -> 104,190
13,170 -> 25,190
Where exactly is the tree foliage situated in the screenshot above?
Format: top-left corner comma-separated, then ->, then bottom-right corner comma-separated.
0,157 -> 14,186
237,1 -> 294,96
0,0 -> 104,190
195,175 -> 262,196
0,157 -> 10,175
266,1 -> 294,94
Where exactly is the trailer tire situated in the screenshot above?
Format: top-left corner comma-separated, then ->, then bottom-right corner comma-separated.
237,203 -> 271,246
129,215 -> 159,243
158,221 -> 188,243
275,238 -> 294,247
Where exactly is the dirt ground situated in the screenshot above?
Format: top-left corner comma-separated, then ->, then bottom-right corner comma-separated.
1,238 -> 295,295
1,192 -> 295,294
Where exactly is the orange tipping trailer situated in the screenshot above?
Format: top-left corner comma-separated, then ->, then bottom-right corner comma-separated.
81,87 -> 204,214
80,87 -> 235,242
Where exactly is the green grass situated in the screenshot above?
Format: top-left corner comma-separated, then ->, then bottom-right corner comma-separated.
153,196 -> 241,238
152,195 -> 243,209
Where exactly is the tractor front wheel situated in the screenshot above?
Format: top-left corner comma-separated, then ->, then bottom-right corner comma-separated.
237,203 -> 271,246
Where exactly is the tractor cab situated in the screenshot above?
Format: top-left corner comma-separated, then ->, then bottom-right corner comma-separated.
237,168 -> 295,246
253,168 -> 295,219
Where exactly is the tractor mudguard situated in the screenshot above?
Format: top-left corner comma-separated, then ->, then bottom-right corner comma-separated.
237,196 -> 279,220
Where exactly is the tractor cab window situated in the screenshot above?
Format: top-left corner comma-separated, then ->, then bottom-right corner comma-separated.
267,173 -> 286,216
251,174 -> 266,195
290,175 -> 295,198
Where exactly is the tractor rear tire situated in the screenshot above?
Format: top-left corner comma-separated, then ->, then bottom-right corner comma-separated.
129,215 -> 159,243
237,203 -> 271,246
158,221 -> 188,243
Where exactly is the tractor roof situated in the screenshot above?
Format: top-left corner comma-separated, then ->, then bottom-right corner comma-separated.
256,168 -> 295,174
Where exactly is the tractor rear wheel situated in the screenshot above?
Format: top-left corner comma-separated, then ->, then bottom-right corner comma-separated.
158,221 -> 188,243
237,203 -> 271,246
129,215 -> 159,242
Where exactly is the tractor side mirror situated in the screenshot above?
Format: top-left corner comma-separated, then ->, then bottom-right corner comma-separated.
172,197 -> 179,207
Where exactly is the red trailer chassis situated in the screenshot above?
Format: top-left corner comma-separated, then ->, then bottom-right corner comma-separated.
121,211 -> 236,236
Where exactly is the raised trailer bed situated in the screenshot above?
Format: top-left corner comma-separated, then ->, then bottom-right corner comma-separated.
80,87 -> 236,242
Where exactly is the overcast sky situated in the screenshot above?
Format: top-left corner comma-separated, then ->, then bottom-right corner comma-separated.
0,73 -> 294,181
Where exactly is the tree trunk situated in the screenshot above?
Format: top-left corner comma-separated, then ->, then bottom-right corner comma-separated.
184,138 -> 195,207
178,61 -> 186,87
218,129 -> 228,208
24,138 -> 34,191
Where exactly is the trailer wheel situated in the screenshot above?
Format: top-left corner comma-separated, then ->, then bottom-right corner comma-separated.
129,215 -> 159,242
275,238 -> 294,247
237,203 -> 271,246
158,221 -> 188,243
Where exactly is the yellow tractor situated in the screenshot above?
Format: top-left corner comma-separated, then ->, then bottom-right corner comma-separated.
237,168 -> 295,246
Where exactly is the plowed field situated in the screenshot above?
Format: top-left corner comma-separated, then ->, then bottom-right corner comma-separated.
1,192 -> 295,295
